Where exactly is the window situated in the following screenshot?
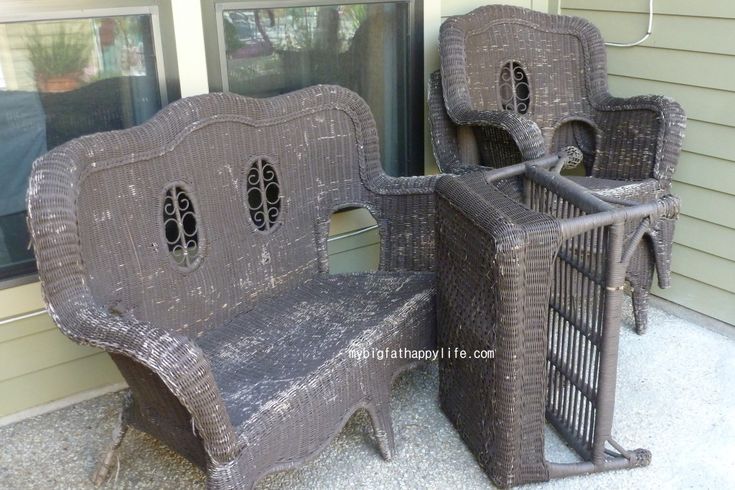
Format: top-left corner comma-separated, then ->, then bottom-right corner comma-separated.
203,0 -> 423,177
0,4 -> 178,285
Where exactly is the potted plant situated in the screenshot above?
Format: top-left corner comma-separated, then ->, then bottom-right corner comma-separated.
26,24 -> 91,93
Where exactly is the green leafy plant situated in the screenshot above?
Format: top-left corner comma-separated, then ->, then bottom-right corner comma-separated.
26,24 -> 91,80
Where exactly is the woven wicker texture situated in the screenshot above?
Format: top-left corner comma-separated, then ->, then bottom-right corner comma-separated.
27,85 -> 439,489
436,167 -> 679,487
430,5 -> 686,333
436,175 -> 561,486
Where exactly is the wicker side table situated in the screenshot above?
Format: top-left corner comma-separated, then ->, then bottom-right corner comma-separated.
435,158 -> 680,487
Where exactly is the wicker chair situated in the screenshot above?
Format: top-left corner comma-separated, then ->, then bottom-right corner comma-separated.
27,86 -> 440,489
436,158 -> 680,487
429,4 -> 686,333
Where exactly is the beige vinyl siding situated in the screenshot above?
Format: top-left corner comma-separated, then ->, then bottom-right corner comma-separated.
561,1 -> 735,325
0,322 -> 124,417
1,352 -> 123,416
563,0 -> 735,19
0,284 -> 126,417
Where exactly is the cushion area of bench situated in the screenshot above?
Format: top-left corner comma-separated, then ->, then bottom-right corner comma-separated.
198,271 -> 436,435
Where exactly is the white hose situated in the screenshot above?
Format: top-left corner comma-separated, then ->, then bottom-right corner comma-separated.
604,0 -> 654,47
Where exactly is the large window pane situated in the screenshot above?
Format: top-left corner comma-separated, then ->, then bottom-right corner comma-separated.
220,3 -> 416,176
0,14 -> 164,281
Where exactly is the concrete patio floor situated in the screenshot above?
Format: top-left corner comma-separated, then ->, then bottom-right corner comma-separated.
1,299 -> 734,489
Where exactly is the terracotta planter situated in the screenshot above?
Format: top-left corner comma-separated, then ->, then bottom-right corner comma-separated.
37,75 -> 81,93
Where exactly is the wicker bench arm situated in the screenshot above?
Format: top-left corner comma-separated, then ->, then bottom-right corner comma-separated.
447,106 -> 545,162
594,94 -> 686,186
47,301 -> 239,466
428,71 -> 476,174
435,172 -> 562,485
27,157 -> 239,467
435,174 -> 527,237
367,174 -> 441,272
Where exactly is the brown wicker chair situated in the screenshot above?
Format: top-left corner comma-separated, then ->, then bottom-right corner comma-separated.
429,4 -> 686,333
27,86 -> 440,489
436,157 -> 680,487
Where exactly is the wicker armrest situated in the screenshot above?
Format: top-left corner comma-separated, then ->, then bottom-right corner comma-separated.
597,94 -> 685,120
594,94 -> 686,185
367,174 -> 442,272
429,70 -> 543,172
49,300 -> 239,465
428,71 -> 475,174
436,173 -> 558,238
447,106 -> 545,162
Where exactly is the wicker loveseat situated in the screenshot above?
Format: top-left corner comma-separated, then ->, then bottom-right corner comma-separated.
429,5 -> 686,333
27,86 -> 439,488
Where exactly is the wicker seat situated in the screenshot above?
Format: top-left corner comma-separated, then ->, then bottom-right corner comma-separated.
199,272 -> 435,432
428,4 -> 686,333
27,86 -> 439,489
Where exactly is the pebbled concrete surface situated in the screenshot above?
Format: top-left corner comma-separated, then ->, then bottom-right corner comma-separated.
1,299 -> 734,489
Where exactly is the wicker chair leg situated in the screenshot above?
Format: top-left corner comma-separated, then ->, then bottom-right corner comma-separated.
628,240 -> 656,335
367,393 -> 395,461
630,250 -> 655,335
632,282 -> 651,335
92,392 -> 132,486
651,217 -> 676,289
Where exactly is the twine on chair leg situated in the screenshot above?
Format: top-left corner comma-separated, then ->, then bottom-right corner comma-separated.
92,392 -> 132,486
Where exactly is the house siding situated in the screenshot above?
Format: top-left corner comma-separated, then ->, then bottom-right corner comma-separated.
0,282 -> 125,417
560,0 -> 735,325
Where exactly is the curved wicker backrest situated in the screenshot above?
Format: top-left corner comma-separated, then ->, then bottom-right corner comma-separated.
440,5 -> 607,134
32,86 -> 388,336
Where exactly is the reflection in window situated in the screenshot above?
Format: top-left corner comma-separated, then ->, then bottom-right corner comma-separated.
221,4 -> 414,177
0,14 -> 164,280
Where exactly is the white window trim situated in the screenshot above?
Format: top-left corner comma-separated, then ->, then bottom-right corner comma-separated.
171,0 -> 209,96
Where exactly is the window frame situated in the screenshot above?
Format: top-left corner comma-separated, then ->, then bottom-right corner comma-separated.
201,0 -> 425,176
0,0 -> 181,289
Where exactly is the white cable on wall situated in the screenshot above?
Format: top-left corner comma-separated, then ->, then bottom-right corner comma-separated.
604,0 -> 654,47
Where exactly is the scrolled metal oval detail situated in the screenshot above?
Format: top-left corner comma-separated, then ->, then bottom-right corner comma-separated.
245,157 -> 282,233
162,183 -> 201,270
498,61 -> 530,114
